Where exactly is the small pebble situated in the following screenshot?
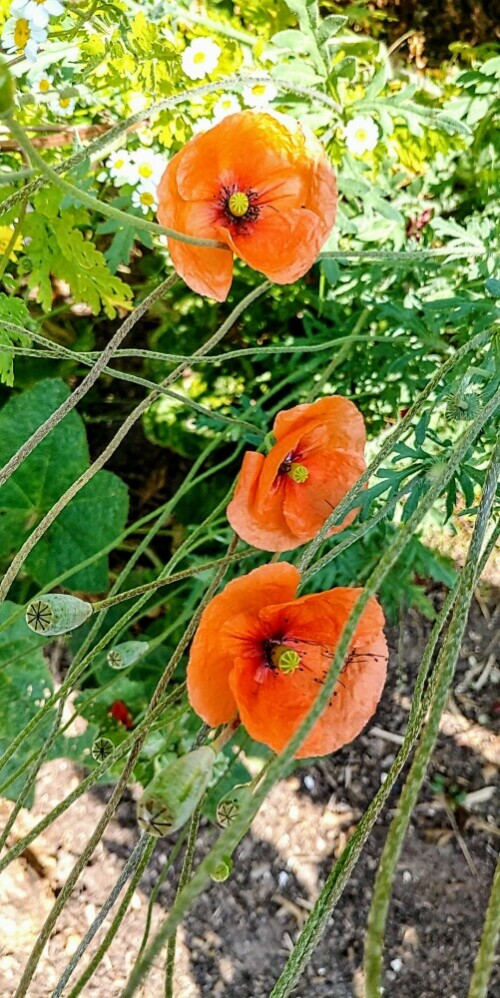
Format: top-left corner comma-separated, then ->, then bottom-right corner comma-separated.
391,958 -> 403,973
303,774 -> 315,791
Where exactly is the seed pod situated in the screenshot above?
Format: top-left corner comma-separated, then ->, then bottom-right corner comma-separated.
107,641 -> 149,670
91,736 -> 114,763
25,594 -> 92,635
210,855 -> 233,882
216,783 -> 252,828
0,59 -> 14,116
136,746 -> 215,838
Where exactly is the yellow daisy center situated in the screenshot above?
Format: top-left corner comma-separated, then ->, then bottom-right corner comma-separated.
228,191 -> 249,217
140,191 -> 155,206
193,52 -> 206,64
252,84 -> 266,97
114,158 -> 124,169
355,129 -> 368,142
39,79 -> 51,93
138,164 -> 153,178
14,19 -> 30,48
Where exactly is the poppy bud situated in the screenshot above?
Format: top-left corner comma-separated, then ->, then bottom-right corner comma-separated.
25,594 -> 92,635
136,746 -> 215,837
216,783 -> 252,828
210,855 -> 233,882
107,641 -> 149,670
0,59 -> 14,116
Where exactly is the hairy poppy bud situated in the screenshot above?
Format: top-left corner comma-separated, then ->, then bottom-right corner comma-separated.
0,59 -> 14,116
91,736 -> 114,763
136,746 -> 215,837
107,641 -> 149,670
216,783 -> 252,828
25,594 -> 92,635
210,855 -> 233,882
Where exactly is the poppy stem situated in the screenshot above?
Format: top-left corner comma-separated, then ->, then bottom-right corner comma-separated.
209,718 -> 241,754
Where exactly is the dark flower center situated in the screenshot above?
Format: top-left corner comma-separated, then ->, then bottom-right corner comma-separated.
217,184 -> 260,231
263,638 -> 301,675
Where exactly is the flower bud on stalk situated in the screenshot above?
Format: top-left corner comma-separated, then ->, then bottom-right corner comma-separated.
210,855 -> 233,882
107,641 -> 149,670
136,747 -> 215,837
0,59 -> 14,116
25,594 -> 92,635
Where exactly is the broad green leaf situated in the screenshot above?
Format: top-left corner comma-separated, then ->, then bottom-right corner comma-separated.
0,379 -> 129,591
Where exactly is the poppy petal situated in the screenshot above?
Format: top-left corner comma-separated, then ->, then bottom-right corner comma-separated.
223,205 -> 329,284
187,563 -> 300,726
274,396 -> 366,454
226,451 -> 292,550
230,589 -> 387,757
157,164 -> 233,302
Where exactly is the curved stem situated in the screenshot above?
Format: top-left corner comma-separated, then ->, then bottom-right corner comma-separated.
467,853 -> 500,998
4,113 -> 226,250
363,439 -> 500,997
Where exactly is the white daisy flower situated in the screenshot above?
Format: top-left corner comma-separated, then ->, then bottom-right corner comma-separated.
212,94 -> 241,122
136,126 -> 154,147
129,148 -> 165,187
2,15 -> 47,62
11,0 -> 64,30
28,70 -> 53,100
106,149 -> 136,187
128,91 -> 148,115
49,93 -> 75,117
132,185 -> 158,215
191,116 -> 212,135
344,115 -> 379,156
181,37 -> 221,81
243,81 -> 278,109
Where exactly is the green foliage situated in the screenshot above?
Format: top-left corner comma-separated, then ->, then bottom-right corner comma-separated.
0,293 -> 33,387
0,379 -> 129,591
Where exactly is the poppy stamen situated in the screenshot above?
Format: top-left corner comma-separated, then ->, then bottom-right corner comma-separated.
288,463 -> 309,484
228,191 -> 250,217
218,184 -> 260,230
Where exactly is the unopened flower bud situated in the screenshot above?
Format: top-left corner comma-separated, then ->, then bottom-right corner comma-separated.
107,641 -> 149,670
25,594 -> 92,635
210,855 -> 233,882
136,746 -> 215,837
216,783 -> 252,828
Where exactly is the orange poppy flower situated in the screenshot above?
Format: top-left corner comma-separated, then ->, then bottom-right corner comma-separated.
187,563 -> 388,758
157,110 -> 337,301
226,396 -> 366,551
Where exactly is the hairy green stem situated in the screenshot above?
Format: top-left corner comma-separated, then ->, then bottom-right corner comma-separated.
0,273 -> 178,489
120,389 -> 499,997
363,438 -> 500,997
164,806 -> 202,998
467,853 -> 500,998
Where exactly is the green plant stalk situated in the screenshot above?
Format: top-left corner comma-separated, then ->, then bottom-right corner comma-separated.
90,550 -> 252,612
363,438 -> 500,998
13,536 -> 239,996
0,685 -> 184,874
4,114 -> 226,250
0,280 -> 270,605
137,830 -> 189,961
0,273 -> 178,489
51,835 -> 153,998
0,195 -> 27,278
120,388 -> 500,998
467,853 -> 500,998
164,805 -> 202,998
271,506 -> 500,996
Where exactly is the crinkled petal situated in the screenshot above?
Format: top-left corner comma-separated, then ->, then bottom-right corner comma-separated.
223,205 -> 328,284
274,396 -> 366,454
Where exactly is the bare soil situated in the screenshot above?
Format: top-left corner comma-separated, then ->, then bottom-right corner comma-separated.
0,581 -> 498,997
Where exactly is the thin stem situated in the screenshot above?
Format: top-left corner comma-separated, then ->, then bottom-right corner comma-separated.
363,439 -> 500,998
467,854 -> 500,998
269,520 -> 500,998
0,280 -> 270,603
164,806 -> 202,998
91,551 -> 252,612
4,113 -> 227,250
50,834 -> 152,998
66,835 -> 156,998
120,389 -> 500,997
0,273 -> 178,489
0,196 -> 27,279
137,832 -> 188,961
